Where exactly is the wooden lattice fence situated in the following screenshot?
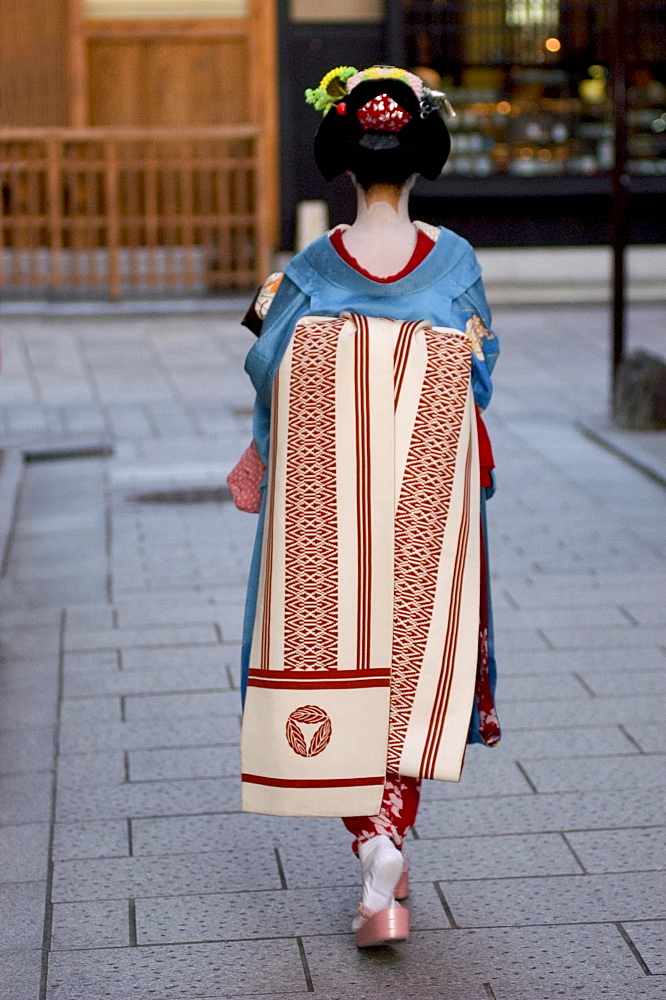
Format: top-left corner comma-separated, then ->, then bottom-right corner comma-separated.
0,126 -> 270,297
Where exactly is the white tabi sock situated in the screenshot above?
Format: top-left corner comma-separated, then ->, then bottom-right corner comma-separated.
357,835 -> 404,916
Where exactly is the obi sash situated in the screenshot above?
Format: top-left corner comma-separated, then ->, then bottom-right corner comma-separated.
241,314 -> 480,816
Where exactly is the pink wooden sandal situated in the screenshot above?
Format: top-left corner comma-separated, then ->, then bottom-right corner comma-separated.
354,902 -> 410,948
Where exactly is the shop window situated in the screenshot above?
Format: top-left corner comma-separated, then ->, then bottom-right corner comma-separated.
290,0 -> 385,21
403,0 -> 666,178
505,0 -> 558,28
84,0 -> 247,17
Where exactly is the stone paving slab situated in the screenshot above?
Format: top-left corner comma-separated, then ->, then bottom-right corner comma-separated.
121,690 -> 238,721
55,776 -> 240,823
497,604 -> 634,628
120,642 -> 240,671
130,812 -> 347,858
0,728 -> 55,775
58,715 -> 240,754
622,723 -> 666,754
415,786 -> 666,839
490,977 -> 665,1000
407,753 -> 535,801
135,883 -> 450,946
0,882 -> 47,949
128,745 -> 239,782
0,773 -> 53,824
577,668 -> 666,697
538,625 -> 666,649
52,820 -> 130,862
621,921 -> 666,975
518,754 -> 666,794
439,870 -> 665,926
301,924 -> 644,989
0,952 -> 43,1000
496,725 -> 639,759
405,833 -> 582,882
63,624 -> 221,651
0,685 -> 58,729
51,898 -> 130,951
62,660 -> 231,698
59,696 -> 122,725
566,828 -> 666,874
45,938 -> 307,998
52,847 -> 281,902
497,646 -> 666,676
0,824 -> 50,883
492,672 -> 590,701
499,694 -> 663,731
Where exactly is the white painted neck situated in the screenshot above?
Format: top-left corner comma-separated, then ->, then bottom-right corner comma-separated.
340,177 -> 417,278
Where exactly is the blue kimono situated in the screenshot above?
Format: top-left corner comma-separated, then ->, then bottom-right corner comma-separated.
241,225 -> 500,746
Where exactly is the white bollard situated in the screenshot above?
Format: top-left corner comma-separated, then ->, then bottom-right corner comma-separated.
295,200 -> 329,252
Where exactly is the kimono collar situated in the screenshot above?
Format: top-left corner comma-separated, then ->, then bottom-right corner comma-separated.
285,224 -> 480,300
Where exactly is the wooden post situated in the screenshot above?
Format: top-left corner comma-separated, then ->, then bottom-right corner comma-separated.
67,0 -> 88,126
105,137 -> 121,298
47,135 -> 64,291
249,0 -> 278,255
610,0 -> 629,410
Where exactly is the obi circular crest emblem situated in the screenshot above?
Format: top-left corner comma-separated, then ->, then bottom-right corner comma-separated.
286,705 -> 332,757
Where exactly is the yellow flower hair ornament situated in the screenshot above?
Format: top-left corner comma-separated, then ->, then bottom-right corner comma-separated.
304,66 -> 358,114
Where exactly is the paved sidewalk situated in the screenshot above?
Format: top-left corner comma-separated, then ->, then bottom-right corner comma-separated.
0,303 -> 664,1000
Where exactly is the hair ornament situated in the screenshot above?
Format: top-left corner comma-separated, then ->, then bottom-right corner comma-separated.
305,66 -> 358,114
346,66 -> 424,100
357,94 -> 412,132
422,88 -> 456,119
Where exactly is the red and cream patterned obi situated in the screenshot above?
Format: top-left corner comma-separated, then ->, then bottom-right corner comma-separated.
240,314 -> 480,817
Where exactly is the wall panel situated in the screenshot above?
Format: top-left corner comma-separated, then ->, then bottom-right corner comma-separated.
0,0 -> 69,125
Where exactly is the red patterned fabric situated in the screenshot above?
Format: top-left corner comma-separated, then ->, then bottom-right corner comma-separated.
343,773 -> 421,854
357,93 -> 412,132
388,331 -> 471,773
283,321 -> 341,672
475,522 -> 501,746
227,441 -> 265,513
475,409 -> 495,488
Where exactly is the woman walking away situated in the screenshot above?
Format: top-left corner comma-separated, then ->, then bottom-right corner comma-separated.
228,64 -> 501,949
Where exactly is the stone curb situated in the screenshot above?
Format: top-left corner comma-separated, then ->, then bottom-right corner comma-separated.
577,419 -> 666,488
0,438 -> 115,573
0,448 -> 23,574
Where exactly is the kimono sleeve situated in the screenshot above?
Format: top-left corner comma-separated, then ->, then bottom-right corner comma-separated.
244,274 -> 312,464
244,274 -> 312,409
450,277 -> 499,411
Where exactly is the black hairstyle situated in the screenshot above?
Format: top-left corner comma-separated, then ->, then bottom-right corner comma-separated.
313,76 -> 451,185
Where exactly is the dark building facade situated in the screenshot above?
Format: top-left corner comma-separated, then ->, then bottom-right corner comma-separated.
278,0 -> 666,248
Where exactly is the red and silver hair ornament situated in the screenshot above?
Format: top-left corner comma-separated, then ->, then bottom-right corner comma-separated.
357,94 -> 412,132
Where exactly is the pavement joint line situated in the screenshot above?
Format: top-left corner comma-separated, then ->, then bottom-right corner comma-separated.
577,419 -> 666,489
128,897 -> 138,946
617,725 -> 646,753
434,882 -> 458,928
274,848 -> 288,891
39,608 -> 66,1000
615,921 -> 653,975
514,761 -> 539,793
559,832 -> 589,874
572,672 -> 598,697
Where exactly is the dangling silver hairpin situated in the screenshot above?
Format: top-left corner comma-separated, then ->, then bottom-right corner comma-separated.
421,88 -> 456,119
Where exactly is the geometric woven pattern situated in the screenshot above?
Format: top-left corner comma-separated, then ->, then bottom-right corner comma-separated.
243,315 -> 478,815
283,320 -> 344,671
388,332 -> 470,771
